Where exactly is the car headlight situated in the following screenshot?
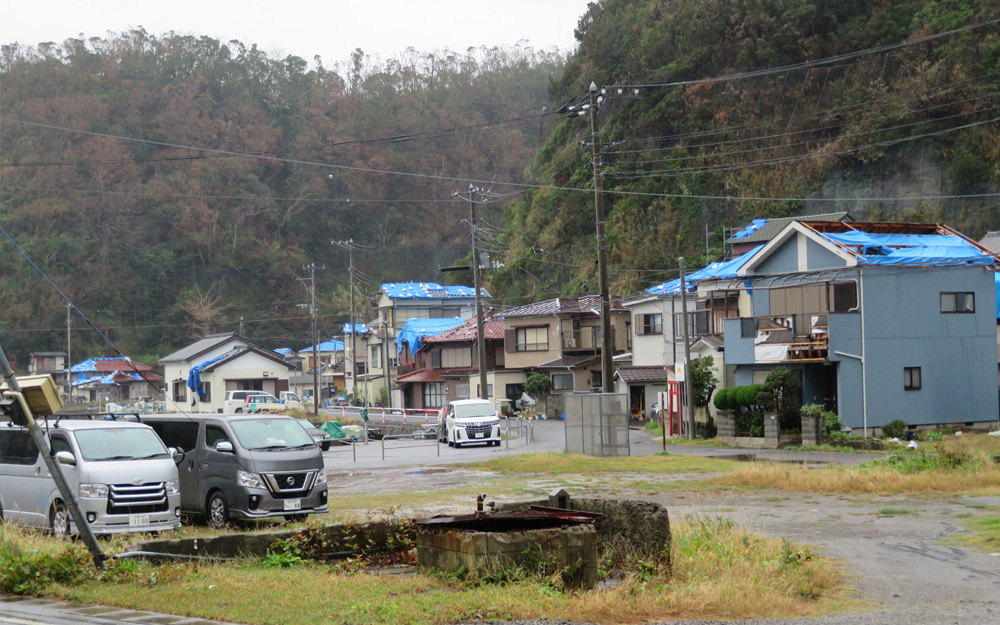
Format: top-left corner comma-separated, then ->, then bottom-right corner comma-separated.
237,470 -> 266,489
79,483 -> 109,498
165,479 -> 180,496
316,469 -> 327,485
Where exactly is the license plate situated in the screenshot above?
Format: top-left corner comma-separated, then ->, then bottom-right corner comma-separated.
284,499 -> 301,511
129,514 -> 149,526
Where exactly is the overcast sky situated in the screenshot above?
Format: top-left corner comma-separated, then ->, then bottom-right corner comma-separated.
1,1 -> 593,65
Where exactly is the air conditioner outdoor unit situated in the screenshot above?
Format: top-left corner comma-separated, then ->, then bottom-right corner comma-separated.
564,338 -> 577,348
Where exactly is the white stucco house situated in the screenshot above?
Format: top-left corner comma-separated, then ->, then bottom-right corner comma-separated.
158,332 -> 295,413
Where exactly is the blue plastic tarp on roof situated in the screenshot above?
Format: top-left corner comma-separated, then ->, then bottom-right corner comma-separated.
817,231 -> 993,267
728,219 -> 769,240
187,355 -> 227,399
71,371 -> 142,387
301,339 -> 345,353
647,245 -> 763,295
70,357 -> 123,373
397,317 -> 464,354
342,323 -> 369,335
274,347 -> 294,355
381,282 -> 490,300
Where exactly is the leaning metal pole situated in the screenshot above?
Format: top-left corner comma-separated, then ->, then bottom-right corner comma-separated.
0,345 -> 105,569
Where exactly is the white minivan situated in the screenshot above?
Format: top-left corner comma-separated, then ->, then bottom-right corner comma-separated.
437,399 -> 501,447
0,419 -> 182,537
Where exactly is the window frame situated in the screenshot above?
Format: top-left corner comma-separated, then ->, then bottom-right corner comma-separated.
903,366 -> 922,391
940,292 -> 975,313
515,326 -> 548,352
423,382 -> 446,407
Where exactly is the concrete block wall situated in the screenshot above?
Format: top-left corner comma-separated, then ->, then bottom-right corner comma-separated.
801,413 -> 822,446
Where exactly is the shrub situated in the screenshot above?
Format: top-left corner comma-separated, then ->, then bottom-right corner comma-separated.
690,356 -> 718,407
882,419 -> 908,439
801,404 -> 844,438
713,387 -> 733,411
735,384 -> 761,409
0,545 -> 94,595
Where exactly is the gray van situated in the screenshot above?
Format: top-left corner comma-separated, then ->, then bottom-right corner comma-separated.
0,420 -> 182,537
141,414 -> 327,527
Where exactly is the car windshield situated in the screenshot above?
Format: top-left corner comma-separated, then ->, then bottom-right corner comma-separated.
73,428 -> 170,461
230,418 -> 314,450
454,402 -> 497,418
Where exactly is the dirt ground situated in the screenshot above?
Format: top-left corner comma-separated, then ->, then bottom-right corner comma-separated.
330,464 -> 1000,625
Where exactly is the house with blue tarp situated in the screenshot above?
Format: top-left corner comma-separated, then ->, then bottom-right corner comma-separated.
159,333 -> 295,413
713,220 -> 999,433
67,357 -> 162,403
364,282 -> 487,408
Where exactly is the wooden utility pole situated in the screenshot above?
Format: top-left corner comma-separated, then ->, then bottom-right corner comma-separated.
679,257 -> 694,439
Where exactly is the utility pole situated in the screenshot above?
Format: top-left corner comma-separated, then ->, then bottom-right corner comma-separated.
588,81 -> 614,393
382,314 -> 392,410
333,240 -> 373,403
468,185 -> 490,400
679,257 -> 694,439
306,263 -> 320,418
65,303 -> 72,400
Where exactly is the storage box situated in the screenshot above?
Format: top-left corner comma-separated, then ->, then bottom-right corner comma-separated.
0,374 -> 63,416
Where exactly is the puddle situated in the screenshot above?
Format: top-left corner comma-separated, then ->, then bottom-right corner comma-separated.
406,468 -> 451,475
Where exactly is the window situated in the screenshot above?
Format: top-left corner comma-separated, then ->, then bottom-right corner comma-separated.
370,346 -> 381,368
639,313 -> 663,334
172,381 -> 186,403
476,384 -> 494,398
456,384 -> 470,399
904,367 -> 922,390
941,292 -> 975,313
199,381 -> 212,403
552,374 -> 574,390
0,430 -> 39,465
423,382 -> 446,407
516,326 -> 548,352
205,425 -> 230,448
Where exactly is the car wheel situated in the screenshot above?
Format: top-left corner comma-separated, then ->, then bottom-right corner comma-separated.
321,441 -> 331,451
50,502 -> 70,539
284,514 -> 308,523
207,491 -> 229,529
235,407 -> 244,414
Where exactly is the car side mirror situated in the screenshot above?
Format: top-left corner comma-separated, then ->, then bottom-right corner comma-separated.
55,450 -> 76,466
169,447 -> 186,464
215,441 -> 234,453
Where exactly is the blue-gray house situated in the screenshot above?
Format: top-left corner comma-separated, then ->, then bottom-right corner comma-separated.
712,220 -> 999,434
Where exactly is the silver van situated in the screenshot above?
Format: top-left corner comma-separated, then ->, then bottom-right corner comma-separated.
0,420 -> 182,537
222,390 -> 270,414
141,414 -> 327,528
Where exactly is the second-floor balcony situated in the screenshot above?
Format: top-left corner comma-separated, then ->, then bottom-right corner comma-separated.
739,314 -> 830,363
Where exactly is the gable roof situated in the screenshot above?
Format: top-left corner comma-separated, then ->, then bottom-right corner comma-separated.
503,295 -> 626,318
159,333 -> 248,364
422,313 -> 505,345
726,212 -> 850,245
193,344 -> 295,374
740,221 -> 997,275
537,354 -> 601,369
646,245 -> 763,295
299,339 -> 345,354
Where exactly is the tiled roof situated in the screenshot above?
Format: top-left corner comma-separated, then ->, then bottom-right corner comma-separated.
503,295 -> 626,318
423,314 -> 505,344
615,365 -> 672,383
980,231 -> 1000,254
381,283 -> 491,300
395,368 -> 444,383
537,355 -> 601,369
159,333 -> 240,363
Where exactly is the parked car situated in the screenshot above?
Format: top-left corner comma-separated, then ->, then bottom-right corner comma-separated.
141,414 -> 327,528
437,399 -> 501,448
294,419 -> 333,451
0,419 -> 182,537
222,390 -> 270,413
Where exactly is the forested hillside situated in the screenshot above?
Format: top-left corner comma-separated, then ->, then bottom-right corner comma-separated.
3,0 -> 1000,364
491,0 -> 1000,304
0,31 -> 565,360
